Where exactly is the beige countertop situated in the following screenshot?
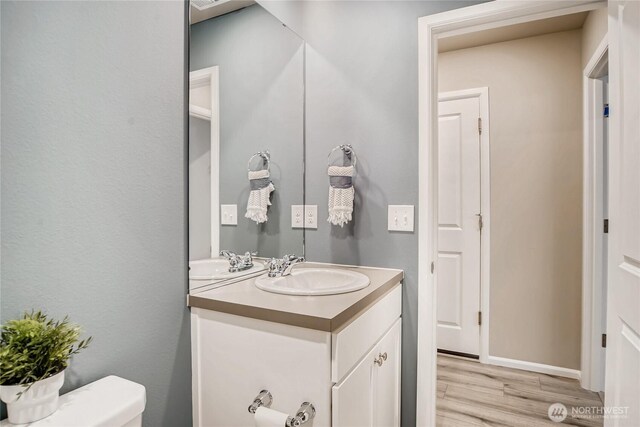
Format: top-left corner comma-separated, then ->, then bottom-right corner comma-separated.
187,263 -> 403,332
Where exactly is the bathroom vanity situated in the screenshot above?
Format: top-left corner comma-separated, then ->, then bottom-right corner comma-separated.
188,264 -> 403,427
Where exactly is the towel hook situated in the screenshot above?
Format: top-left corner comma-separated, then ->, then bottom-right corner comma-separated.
327,144 -> 357,168
248,150 -> 271,172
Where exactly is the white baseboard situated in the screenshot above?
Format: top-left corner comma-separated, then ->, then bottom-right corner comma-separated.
487,355 -> 581,380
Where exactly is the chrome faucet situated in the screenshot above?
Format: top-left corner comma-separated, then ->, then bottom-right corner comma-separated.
267,254 -> 305,277
220,250 -> 256,273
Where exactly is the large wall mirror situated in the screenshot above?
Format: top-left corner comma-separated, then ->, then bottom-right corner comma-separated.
188,1 -> 305,287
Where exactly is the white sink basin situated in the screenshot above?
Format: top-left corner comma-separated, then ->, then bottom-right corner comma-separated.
254,268 -> 370,296
189,258 -> 265,280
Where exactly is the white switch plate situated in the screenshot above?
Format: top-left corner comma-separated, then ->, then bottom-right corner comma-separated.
220,204 -> 237,225
292,205 -> 318,229
388,205 -> 414,232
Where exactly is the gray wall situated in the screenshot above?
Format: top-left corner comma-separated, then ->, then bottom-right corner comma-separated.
190,4 -> 305,258
262,2 -> 481,425
1,2 -> 191,426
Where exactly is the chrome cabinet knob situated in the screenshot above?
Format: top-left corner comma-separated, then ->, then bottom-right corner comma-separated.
374,352 -> 388,366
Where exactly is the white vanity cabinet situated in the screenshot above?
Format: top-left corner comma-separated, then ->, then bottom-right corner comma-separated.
189,278 -> 402,427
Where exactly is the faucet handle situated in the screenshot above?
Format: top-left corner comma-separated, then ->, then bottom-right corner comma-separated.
246,251 -> 258,260
282,254 -> 300,262
220,250 -> 236,260
267,258 -> 281,277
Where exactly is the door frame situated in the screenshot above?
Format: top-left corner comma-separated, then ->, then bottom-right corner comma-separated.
437,88 -> 490,363
581,35 -> 608,393
417,1 -> 606,425
189,66 -> 220,257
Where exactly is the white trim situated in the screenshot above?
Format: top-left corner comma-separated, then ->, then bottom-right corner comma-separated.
189,105 -> 212,121
417,2 -> 605,425
189,66 -> 220,257
581,35 -> 608,393
437,88 -> 491,363
487,356 -> 581,380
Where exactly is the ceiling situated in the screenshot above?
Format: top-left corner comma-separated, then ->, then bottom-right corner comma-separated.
190,0 -> 255,25
438,11 -> 589,53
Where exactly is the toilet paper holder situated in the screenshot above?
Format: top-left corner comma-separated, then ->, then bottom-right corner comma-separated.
248,389 -> 316,427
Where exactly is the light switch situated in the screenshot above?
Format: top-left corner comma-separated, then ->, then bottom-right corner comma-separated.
292,205 -> 304,228
221,204 -> 237,225
388,205 -> 414,232
304,205 -> 318,229
292,205 -> 318,229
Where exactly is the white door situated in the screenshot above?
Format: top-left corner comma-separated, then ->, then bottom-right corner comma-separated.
605,2 -> 640,426
437,92 -> 482,356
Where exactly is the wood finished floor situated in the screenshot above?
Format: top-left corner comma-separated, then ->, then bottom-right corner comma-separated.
436,355 -> 604,427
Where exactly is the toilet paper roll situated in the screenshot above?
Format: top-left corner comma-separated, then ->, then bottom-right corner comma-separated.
254,406 -> 289,427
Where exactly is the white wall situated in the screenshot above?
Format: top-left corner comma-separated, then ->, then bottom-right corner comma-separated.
582,7 -> 608,69
439,29 -> 583,370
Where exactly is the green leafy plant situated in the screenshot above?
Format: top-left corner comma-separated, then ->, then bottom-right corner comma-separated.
0,311 -> 92,391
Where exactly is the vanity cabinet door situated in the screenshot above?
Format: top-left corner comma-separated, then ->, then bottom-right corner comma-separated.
373,319 -> 401,427
332,319 -> 402,427
332,345 -> 375,427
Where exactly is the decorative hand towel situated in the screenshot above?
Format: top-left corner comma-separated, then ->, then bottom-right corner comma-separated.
245,169 -> 275,224
327,165 -> 355,227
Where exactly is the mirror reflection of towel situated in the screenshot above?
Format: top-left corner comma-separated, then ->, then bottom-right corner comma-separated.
327,165 -> 354,227
245,169 -> 274,224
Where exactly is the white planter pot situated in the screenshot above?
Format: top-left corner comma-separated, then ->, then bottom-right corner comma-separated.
0,370 -> 65,424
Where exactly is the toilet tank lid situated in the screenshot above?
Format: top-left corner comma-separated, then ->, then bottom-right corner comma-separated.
26,375 -> 145,427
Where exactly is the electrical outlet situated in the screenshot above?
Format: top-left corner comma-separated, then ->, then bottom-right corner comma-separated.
304,205 -> 318,229
388,205 -> 414,232
292,205 -> 318,229
220,204 -> 237,225
292,205 -> 304,228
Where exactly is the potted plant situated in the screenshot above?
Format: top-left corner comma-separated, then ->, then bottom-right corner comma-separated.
0,311 -> 92,424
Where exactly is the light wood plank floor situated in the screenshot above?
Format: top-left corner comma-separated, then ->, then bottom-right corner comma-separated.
436,355 -> 604,427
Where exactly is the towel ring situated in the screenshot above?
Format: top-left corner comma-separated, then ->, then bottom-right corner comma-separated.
248,150 -> 271,172
327,144 -> 357,168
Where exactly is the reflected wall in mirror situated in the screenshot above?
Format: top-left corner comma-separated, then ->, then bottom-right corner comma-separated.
188,1 -> 305,284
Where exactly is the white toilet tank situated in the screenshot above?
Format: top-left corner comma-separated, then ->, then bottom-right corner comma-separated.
1,376 -> 146,427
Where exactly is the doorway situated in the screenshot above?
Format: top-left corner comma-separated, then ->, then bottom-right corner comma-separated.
581,36 -> 609,393
417,2 -> 611,426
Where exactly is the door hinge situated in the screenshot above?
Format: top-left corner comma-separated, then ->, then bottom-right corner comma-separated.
478,311 -> 482,326
604,219 -> 609,234
478,117 -> 482,135
477,213 -> 483,231
430,262 -> 435,274
602,333 -> 607,348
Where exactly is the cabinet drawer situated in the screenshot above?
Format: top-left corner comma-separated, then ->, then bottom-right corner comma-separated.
331,284 -> 401,383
